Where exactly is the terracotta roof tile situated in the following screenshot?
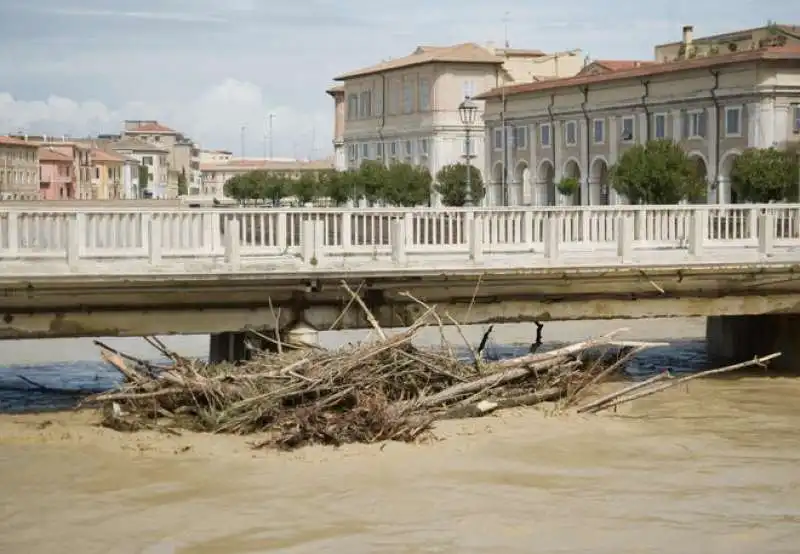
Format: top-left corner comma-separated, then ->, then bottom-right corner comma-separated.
127,122 -> 177,134
0,136 -> 38,148
335,43 -> 503,80
200,158 -> 335,172
38,147 -> 72,162
109,138 -> 169,153
90,148 -> 125,163
475,46 -> 800,100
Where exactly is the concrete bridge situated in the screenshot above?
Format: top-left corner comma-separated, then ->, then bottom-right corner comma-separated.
1,204 -> 799,367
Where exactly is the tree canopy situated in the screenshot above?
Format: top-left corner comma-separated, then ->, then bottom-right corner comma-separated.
609,139 -> 706,204
730,147 -> 799,203
434,163 -> 485,206
222,161 -> 434,206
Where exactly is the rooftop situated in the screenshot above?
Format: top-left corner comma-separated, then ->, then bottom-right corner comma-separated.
335,43 -> 507,80
475,45 -> 800,100
0,136 -> 40,148
654,23 -> 800,47
109,138 -> 170,153
200,158 -> 335,172
38,147 -> 73,162
124,121 -> 178,134
90,148 -> 125,163
326,84 -> 345,96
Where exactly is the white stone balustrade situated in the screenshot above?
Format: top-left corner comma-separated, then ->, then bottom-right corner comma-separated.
0,204 -> 798,272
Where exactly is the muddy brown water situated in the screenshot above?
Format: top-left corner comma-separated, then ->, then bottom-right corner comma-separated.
0,319 -> 798,553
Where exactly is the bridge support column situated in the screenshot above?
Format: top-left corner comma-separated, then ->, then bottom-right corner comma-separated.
209,331 -> 249,364
706,314 -> 800,371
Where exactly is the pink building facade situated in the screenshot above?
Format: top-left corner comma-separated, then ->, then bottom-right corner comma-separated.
38,147 -> 74,199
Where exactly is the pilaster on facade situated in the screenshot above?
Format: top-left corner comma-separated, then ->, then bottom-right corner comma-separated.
637,112 -> 648,144
553,121 -> 564,182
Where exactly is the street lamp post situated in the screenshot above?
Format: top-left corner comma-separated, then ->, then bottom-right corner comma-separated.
458,96 -> 478,206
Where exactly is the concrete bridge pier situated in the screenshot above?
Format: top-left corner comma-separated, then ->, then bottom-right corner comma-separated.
209,332 -> 250,364
208,322 -> 321,364
706,315 -> 800,371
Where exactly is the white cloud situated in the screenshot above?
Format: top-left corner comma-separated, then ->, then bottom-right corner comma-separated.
0,80 -> 332,158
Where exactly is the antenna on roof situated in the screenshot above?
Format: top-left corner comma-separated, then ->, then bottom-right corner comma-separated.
503,11 -> 510,48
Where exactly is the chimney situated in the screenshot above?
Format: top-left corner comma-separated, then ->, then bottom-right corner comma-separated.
682,25 -> 694,46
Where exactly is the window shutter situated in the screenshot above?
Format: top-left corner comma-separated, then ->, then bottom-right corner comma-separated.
698,111 -> 707,137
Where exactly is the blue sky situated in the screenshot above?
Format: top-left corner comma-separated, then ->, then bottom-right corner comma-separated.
0,0 -> 792,158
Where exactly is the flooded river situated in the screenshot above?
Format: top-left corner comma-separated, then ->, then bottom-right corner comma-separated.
0,318 -> 798,553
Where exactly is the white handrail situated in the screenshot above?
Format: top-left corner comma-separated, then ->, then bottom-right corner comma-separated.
0,204 -> 798,267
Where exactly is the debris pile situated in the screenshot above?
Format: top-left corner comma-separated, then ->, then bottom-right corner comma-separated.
84,286 -> 780,450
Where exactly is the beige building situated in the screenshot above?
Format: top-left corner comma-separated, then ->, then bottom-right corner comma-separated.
199,148 -> 234,165
0,136 -> 39,200
477,25 -> 800,206
90,148 -> 125,200
121,120 -> 201,197
200,158 -> 335,199
109,138 -> 169,199
331,42 -> 584,205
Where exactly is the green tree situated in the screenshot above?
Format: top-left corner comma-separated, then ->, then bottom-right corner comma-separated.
177,168 -> 188,196
358,160 -> 389,203
224,173 -> 259,203
609,139 -> 706,204
318,169 -> 350,206
385,161 -> 432,206
730,147 -> 799,203
435,163 -> 485,206
290,171 -> 320,205
338,169 -> 364,204
137,165 -> 151,198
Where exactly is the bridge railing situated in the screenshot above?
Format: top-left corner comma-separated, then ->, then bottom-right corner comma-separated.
0,204 -> 798,263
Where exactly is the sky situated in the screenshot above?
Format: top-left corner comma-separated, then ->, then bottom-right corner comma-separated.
0,0 -> 792,159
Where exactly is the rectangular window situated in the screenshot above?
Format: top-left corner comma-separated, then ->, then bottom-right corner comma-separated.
724,106 -> 742,137
404,140 -> 413,157
493,128 -> 503,150
565,121 -> 577,146
687,110 -> 707,139
540,124 -> 551,147
402,80 -> 413,114
389,141 -> 397,157
593,119 -> 605,144
347,94 -> 358,120
621,116 -> 635,142
419,78 -> 430,111
348,144 -> 356,161
389,80 -> 400,114
462,80 -> 475,99
359,91 -> 371,118
653,113 -> 667,139
514,126 -> 527,150
375,90 -> 383,116
376,142 -> 384,158
419,138 -> 429,156
361,143 -> 369,159
142,156 -> 153,166
793,105 -> 800,134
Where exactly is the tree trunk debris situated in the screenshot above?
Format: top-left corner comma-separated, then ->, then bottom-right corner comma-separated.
81,285 -> 782,451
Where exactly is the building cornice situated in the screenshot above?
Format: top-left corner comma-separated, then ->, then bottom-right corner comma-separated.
483,91 -> 770,124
